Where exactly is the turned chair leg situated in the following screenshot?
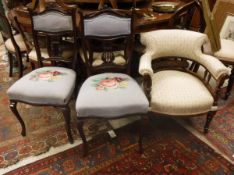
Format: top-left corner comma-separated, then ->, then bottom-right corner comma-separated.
61,106 -> 74,144
77,119 -> 88,156
9,101 -> 26,136
204,111 -> 216,134
224,68 -> 234,100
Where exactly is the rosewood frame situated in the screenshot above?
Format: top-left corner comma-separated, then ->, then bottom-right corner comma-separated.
9,8 -> 79,144
141,56 -> 228,137
76,8 -> 145,156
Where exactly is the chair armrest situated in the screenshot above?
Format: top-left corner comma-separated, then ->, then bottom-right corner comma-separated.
139,53 -> 154,77
199,53 -> 231,80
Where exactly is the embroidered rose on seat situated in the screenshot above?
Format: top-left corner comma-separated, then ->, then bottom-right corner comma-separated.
30,70 -> 66,82
92,76 -> 128,90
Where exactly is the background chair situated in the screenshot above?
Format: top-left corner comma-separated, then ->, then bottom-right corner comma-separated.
203,39 -> 234,100
76,9 -> 149,155
139,30 -> 229,148
7,8 -> 78,144
168,0 -> 204,31
0,12 -> 30,78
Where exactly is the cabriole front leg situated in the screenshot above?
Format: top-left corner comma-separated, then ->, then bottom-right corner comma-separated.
9,101 -> 26,136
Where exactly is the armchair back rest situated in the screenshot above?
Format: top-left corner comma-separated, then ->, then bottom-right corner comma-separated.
30,8 -> 78,69
141,29 -> 206,60
140,29 -> 229,79
79,9 -> 135,76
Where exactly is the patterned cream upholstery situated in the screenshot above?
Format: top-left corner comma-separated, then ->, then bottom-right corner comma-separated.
203,39 -> 234,62
7,67 -> 76,105
150,70 -> 214,115
79,50 -> 126,66
5,34 -> 27,53
139,30 -> 230,80
139,29 -> 230,116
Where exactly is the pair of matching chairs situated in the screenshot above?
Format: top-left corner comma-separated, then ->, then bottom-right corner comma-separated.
7,8 -> 149,152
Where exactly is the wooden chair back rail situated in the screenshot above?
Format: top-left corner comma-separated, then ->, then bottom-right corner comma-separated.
29,8 -> 78,69
79,8 -> 135,76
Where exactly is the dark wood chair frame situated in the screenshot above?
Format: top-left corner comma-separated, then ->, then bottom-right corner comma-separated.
142,56 -> 228,141
168,0 -> 205,31
220,60 -> 234,100
9,8 -> 79,144
76,8 -> 146,156
0,12 -> 30,78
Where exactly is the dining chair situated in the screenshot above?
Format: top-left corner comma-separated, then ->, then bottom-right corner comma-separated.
203,39 -> 234,100
7,7 -> 78,144
0,12 -> 30,78
139,29 -> 230,150
168,0 -> 203,30
76,8 -> 149,156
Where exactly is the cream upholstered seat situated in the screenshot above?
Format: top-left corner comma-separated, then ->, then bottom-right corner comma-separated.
0,12 -> 30,78
151,70 -> 214,115
5,34 -> 27,53
203,39 -> 234,99
139,29 -> 230,134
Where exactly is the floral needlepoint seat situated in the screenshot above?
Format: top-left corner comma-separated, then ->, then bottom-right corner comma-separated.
76,73 -> 148,117
7,67 -> 76,105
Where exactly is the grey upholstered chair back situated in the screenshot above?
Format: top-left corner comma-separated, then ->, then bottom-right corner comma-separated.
32,11 -> 73,32
84,14 -> 131,37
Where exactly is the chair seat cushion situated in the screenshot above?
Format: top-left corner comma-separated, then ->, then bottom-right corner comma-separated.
203,39 -> 234,62
214,39 -> 234,62
7,67 -> 76,105
5,34 -> 27,53
76,73 -> 149,118
150,70 -> 214,115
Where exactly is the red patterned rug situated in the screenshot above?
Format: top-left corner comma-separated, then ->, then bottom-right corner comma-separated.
5,117 -> 234,175
186,88 -> 234,161
0,44 -> 234,172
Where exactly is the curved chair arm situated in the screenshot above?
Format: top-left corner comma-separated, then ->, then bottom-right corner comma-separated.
139,53 -> 153,101
139,53 -> 154,77
198,53 -> 231,80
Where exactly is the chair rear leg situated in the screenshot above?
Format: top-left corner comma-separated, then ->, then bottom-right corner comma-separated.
138,116 -> 144,154
61,106 -> 74,144
77,119 -> 88,156
224,68 -> 234,100
9,101 -> 26,136
204,111 -> 216,134
8,53 -> 13,77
